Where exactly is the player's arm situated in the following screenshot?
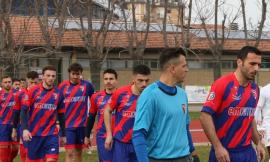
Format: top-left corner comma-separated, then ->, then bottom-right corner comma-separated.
251,119 -> 265,162
20,103 -> 32,141
11,92 -> 21,141
20,90 -> 32,141
200,82 -> 230,162
200,112 -> 228,156
57,92 -> 66,137
85,95 -> 97,146
104,103 -> 113,150
133,91 -> 155,162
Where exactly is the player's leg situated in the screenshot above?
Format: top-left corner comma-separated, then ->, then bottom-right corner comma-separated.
208,147 -> 218,162
65,128 -> 79,162
0,145 -> 11,162
45,135 -> 59,162
96,137 -> 113,162
10,142 -> 19,161
27,136 -> 45,162
127,143 -> 138,162
19,143 -> 27,162
229,145 -> 258,162
74,127 -> 85,162
0,125 -> 12,162
112,140 -> 129,162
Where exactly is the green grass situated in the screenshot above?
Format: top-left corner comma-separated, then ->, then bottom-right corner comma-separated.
12,146 -> 270,162
189,111 -> 200,120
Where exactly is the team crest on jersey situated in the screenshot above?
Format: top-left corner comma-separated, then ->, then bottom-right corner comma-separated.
207,92 -> 215,101
251,89 -> 257,100
80,86 -> 85,92
232,94 -> 242,101
53,93 -> 58,100
182,104 -> 186,113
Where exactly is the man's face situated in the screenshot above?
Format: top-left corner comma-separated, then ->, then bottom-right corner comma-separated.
42,70 -> 56,87
103,73 -> 117,91
133,74 -> 150,93
13,81 -> 21,90
172,55 -> 189,83
238,52 -> 261,80
2,77 -> 12,91
20,80 -> 27,89
27,78 -> 39,89
69,71 -> 82,84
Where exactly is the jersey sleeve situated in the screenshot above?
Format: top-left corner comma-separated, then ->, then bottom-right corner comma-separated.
133,90 -> 155,132
86,82 -> 95,98
201,80 -> 224,115
57,91 -> 65,113
255,87 -> 265,123
185,92 -> 190,125
89,94 -> 98,115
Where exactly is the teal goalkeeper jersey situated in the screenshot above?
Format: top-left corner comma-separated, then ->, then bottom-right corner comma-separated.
134,82 -> 190,159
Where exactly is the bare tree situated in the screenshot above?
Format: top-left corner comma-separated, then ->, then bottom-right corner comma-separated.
241,0 -> 267,47
76,0 -> 119,90
119,0 -> 151,59
194,0 -> 241,80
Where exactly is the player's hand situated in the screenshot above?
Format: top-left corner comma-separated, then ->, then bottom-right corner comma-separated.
256,142 -> 265,162
11,128 -> 17,141
84,137 -> 91,147
214,145 -> 230,162
192,155 -> 200,162
105,134 -> 113,150
22,129 -> 32,141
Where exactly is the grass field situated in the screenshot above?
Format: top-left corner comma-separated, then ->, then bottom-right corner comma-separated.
13,146 -> 210,162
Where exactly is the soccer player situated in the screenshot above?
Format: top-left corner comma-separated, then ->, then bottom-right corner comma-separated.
85,68 -> 118,162
58,63 -> 94,162
12,78 -> 21,91
20,78 -> 27,89
104,64 -> 151,162
255,83 -> 270,158
200,46 -> 265,162
0,75 -> 20,162
21,65 -> 65,162
13,71 -> 40,162
133,48 -> 199,162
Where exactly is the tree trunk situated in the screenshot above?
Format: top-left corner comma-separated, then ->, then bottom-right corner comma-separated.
89,60 -> 102,91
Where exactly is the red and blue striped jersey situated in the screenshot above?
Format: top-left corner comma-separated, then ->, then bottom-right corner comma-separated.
59,80 -> 94,128
27,84 -> 64,136
202,73 -> 259,149
90,90 -> 113,138
0,89 -> 20,125
110,85 -> 138,143
14,89 -> 29,111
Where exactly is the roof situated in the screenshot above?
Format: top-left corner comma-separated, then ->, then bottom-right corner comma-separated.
9,16 -> 270,51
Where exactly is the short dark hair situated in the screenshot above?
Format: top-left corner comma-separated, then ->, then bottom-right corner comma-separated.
238,46 -> 261,60
12,78 -> 20,82
20,78 -> 26,82
159,48 -> 186,70
1,75 -> 11,81
103,68 -> 118,79
133,64 -> 151,75
27,71 -> 39,79
68,63 -> 83,73
42,65 -> 56,74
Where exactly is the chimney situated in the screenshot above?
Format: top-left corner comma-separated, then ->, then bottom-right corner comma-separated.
230,23 -> 239,30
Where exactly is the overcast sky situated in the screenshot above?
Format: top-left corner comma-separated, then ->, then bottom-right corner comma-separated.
191,0 -> 267,29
